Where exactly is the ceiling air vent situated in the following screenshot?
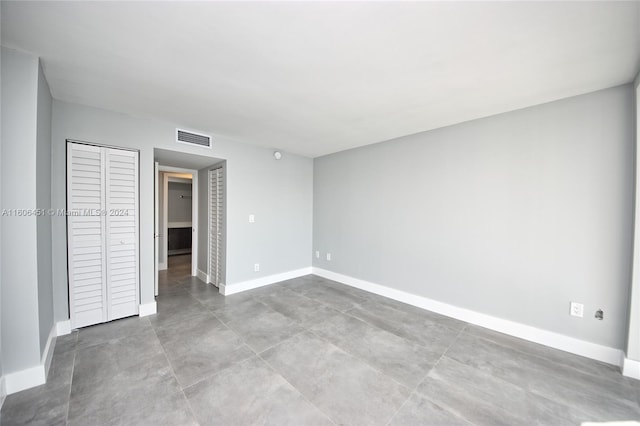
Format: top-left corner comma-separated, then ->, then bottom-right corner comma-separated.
176,129 -> 211,148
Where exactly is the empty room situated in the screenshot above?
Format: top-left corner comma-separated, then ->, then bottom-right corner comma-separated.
1,1 -> 639,425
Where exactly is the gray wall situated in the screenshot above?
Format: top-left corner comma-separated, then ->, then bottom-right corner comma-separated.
36,59 -> 54,356
51,101 -> 313,321
168,181 -> 192,223
1,47 -> 44,373
313,85 -> 634,350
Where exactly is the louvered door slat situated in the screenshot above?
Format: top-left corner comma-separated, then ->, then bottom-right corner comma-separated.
67,143 -> 107,328
105,148 -> 139,321
208,167 -> 223,286
68,142 -> 139,329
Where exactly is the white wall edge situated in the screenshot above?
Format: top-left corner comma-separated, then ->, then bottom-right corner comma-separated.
158,262 -> 167,271
139,301 -> 157,317
42,325 -> 57,380
312,267 -> 624,367
56,320 -> 72,336
4,365 -> 45,395
222,267 -> 313,296
197,269 -> 209,284
0,376 -> 6,410
623,357 -> 640,379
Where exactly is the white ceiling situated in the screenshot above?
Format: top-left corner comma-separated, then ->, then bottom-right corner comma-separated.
2,1 -> 639,158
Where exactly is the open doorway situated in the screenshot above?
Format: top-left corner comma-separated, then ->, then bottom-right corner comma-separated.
158,169 -> 195,287
153,148 -> 226,297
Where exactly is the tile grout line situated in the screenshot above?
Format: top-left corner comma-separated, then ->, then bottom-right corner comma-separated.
64,332 -> 79,426
384,324 -> 474,426
149,325 -> 201,425
255,350 -> 339,426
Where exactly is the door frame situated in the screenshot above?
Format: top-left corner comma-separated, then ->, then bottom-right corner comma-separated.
156,165 -> 198,279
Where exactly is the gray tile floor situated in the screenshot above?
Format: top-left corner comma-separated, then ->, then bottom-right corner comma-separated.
2,254 -> 639,425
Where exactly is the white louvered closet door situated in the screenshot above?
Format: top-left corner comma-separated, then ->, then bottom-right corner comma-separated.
67,143 -> 108,328
208,167 -> 223,287
67,142 -> 139,329
105,149 -> 140,320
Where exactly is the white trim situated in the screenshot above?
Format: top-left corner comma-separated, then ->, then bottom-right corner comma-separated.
42,326 -> 57,380
56,320 -> 72,336
139,301 -> 157,317
221,267 -> 313,296
312,267 -> 624,366
5,365 -> 45,395
197,268 -> 210,284
158,262 -> 167,271
623,357 -> 640,379
4,324 -> 58,395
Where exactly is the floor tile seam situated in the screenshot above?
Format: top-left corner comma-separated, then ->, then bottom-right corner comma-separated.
526,382 -> 640,419
414,323 -> 469,394
416,358 -> 542,424
460,332 -> 639,407
384,357 -> 435,426
179,350 -> 257,395
464,329 -> 632,390
75,320 -> 154,352
429,352 -> 585,422
254,329 -> 310,356
64,349 -> 78,425
306,328 -> 414,393
149,325 -> 202,425
340,307 -> 450,355
309,313 -> 445,376
254,351 -> 339,426
208,309 -> 263,347
436,349 -> 627,422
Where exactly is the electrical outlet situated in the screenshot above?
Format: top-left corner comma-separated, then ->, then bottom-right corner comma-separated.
570,302 -> 584,318
254,263 -> 260,272
249,214 -> 255,223
315,251 -> 320,259
326,253 -> 331,261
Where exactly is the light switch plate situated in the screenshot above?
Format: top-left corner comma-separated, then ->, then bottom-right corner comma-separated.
249,214 -> 255,223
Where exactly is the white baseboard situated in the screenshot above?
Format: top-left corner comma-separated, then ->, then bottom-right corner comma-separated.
4,323 -> 58,395
42,325 -> 57,380
4,365 -> 45,395
0,375 -> 6,410
139,301 -> 157,317
158,262 -> 167,271
197,269 -> 210,283
221,267 -> 313,296
56,320 -> 72,336
312,267 -> 624,367
622,357 -> 640,379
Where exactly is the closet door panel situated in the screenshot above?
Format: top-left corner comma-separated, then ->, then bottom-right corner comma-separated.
105,149 -> 139,320
67,143 -> 107,328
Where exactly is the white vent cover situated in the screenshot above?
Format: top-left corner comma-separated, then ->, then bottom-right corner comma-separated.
176,129 -> 211,148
